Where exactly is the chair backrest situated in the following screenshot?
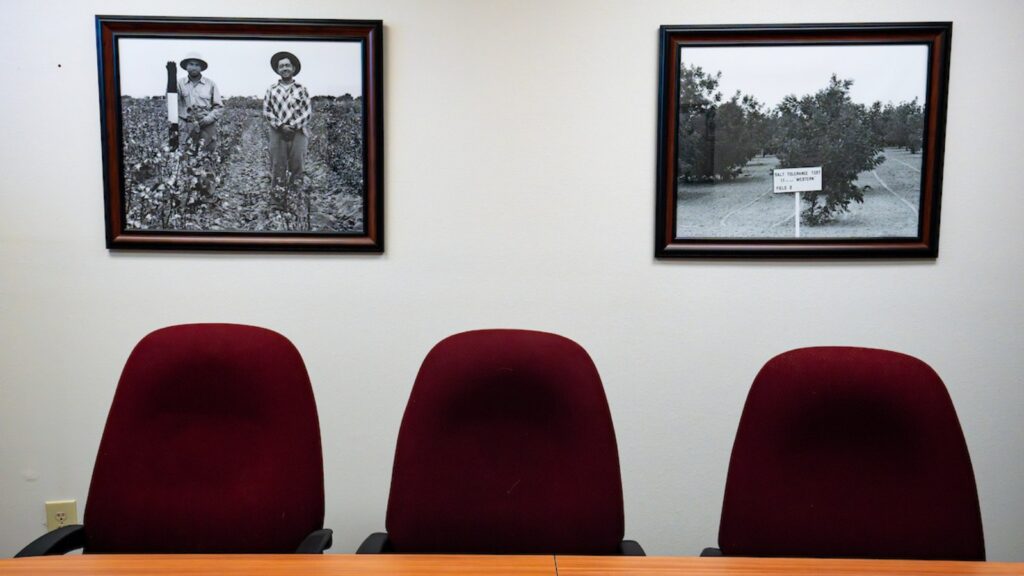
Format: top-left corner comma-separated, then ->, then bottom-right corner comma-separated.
84,324 -> 325,553
719,346 -> 984,560
385,329 -> 625,554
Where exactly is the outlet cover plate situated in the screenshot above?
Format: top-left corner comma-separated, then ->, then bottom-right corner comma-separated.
45,500 -> 77,531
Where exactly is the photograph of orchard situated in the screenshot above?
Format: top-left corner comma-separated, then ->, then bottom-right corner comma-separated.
675,43 -> 929,239
116,37 -> 365,234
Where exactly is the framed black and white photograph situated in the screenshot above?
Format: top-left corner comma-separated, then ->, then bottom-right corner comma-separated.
656,23 -> 951,258
96,16 -> 383,251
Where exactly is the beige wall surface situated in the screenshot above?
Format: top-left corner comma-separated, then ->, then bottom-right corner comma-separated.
2,0 -> 1022,560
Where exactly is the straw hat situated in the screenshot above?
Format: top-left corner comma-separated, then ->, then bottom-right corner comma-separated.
271,51 -> 301,76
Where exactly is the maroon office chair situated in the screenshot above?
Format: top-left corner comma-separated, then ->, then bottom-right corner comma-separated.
359,329 -> 643,555
16,324 -> 331,556
705,346 -> 984,560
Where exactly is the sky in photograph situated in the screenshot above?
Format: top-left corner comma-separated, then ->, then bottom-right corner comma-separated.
118,37 -> 362,98
680,44 -> 928,109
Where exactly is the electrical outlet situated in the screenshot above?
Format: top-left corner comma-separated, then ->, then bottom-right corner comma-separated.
45,500 -> 77,531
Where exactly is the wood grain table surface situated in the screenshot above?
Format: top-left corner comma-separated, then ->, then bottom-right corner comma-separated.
0,554 -> 555,575
555,556 -> 1024,576
1,554 -> 1021,575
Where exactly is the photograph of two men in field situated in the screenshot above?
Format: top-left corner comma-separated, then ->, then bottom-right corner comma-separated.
675,44 -> 928,239
117,37 -> 365,234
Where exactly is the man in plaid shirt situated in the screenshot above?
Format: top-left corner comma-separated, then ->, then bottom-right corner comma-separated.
264,51 -> 312,191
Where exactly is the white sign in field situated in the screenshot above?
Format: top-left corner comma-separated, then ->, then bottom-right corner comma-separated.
773,166 -> 822,194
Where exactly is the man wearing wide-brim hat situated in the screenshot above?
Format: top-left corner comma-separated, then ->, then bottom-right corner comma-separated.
263,51 -> 312,192
177,51 -> 223,156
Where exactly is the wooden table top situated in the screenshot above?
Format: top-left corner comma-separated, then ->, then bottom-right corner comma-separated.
0,554 -> 1021,576
555,556 -> 1024,576
0,554 -> 555,575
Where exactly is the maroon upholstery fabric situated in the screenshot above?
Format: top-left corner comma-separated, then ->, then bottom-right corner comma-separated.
385,329 -> 625,554
719,347 -> 984,560
83,324 -> 325,553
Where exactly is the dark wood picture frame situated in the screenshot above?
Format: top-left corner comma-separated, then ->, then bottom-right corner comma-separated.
656,23 -> 951,258
96,16 -> 384,252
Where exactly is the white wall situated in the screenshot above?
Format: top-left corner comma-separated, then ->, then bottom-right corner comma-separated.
2,0 -> 1022,560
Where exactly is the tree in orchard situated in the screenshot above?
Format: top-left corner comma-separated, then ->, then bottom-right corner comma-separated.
677,66 -> 765,182
884,98 -> 925,153
677,65 -> 722,182
773,75 -> 885,225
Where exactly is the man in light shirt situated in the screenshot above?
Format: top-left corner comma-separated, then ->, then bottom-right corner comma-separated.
177,52 -> 223,156
263,51 -> 312,191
